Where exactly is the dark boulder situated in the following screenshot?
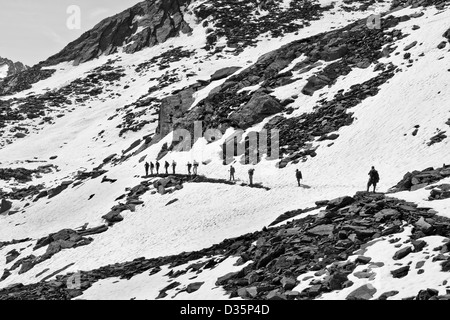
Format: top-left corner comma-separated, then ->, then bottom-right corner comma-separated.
229,92 -> 283,129
0,199 -> 12,214
210,67 -> 241,81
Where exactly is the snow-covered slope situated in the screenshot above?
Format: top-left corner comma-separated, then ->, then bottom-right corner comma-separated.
0,0 -> 449,300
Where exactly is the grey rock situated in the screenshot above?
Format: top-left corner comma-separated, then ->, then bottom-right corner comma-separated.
346,284 -> 377,300
210,67 -> 241,81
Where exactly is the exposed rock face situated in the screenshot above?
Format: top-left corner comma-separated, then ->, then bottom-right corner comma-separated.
42,0 -> 192,66
389,164 -> 450,192
0,67 -> 55,96
229,92 -> 283,130
158,87 -> 196,137
0,57 -> 29,78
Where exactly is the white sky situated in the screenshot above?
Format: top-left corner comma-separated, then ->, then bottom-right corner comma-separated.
0,0 -> 144,66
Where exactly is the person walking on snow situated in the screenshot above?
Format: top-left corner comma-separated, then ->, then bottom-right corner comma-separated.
145,162 -> 150,176
229,165 -> 236,181
150,162 -> 155,175
248,168 -> 255,186
172,160 -> 177,174
187,162 -> 192,176
296,169 -> 303,187
367,166 -> 380,193
193,161 -> 199,175
164,161 -> 170,174
156,161 -> 160,174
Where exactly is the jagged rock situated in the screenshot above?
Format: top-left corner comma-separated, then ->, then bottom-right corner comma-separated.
415,217 -> 433,234
353,270 -> 375,279
378,291 -> 399,300
326,272 -> 348,290
186,282 -> 204,293
393,246 -> 412,260
416,288 -> 439,300
412,240 -> 427,252
326,196 -> 355,210
257,247 -> 285,268
307,224 -> 334,236
280,277 -> 297,290
229,92 -> 283,129
320,45 -> 348,61
216,272 -> 239,286
6,250 -> 20,264
266,289 -> 287,300
374,209 -> 398,222
346,284 -> 377,300
391,266 -> 410,278
355,256 -> 372,264
302,75 -> 330,96
102,211 -> 124,224
0,199 -> 12,214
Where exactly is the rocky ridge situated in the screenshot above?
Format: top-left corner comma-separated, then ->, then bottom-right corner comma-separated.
41,0 -> 192,67
0,57 -> 29,79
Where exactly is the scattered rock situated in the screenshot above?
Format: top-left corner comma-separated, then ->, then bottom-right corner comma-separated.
346,284 -> 377,300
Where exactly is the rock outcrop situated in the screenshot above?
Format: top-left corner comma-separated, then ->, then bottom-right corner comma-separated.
0,57 -> 29,78
389,164 -> 450,192
41,0 -> 192,67
0,67 -> 55,96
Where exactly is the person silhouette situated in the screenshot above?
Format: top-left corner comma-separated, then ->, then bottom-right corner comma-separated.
296,169 -> 303,187
230,165 -> 236,181
172,160 -> 177,174
248,168 -> 255,186
145,162 -> 150,176
367,166 -> 380,193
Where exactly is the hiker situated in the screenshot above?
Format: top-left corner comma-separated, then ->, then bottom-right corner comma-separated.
248,168 -> 255,186
156,161 -> 160,174
164,161 -> 170,174
145,162 -> 150,176
150,162 -> 155,175
296,169 -> 303,187
187,162 -> 192,176
367,166 -> 380,193
193,161 -> 199,175
230,165 -> 236,181
172,160 -> 177,174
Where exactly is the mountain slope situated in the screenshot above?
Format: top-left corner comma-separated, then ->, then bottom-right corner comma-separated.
0,0 -> 450,300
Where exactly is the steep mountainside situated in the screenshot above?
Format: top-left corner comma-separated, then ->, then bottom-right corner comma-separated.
0,0 -> 450,301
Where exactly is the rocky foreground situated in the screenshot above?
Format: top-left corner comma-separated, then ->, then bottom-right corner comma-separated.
1,185 -> 449,300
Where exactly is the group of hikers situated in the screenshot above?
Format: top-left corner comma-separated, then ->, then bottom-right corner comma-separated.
144,160 -> 380,191
144,160 -> 199,176
229,166 -> 303,187
228,166 -> 257,186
